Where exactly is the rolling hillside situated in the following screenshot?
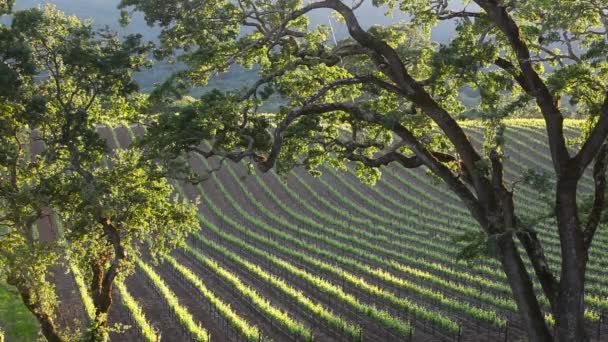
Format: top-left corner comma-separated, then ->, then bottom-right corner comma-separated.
3,119 -> 607,342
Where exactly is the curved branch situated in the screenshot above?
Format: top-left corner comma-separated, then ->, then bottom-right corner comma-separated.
584,143 -> 608,249
319,0 -> 492,205
345,150 -> 422,168
494,57 -> 532,93
474,0 -> 570,175
258,102 -> 349,172
516,227 -> 559,313
337,139 -> 455,168
437,10 -> 483,20
259,101 -> 488,228
572,99 -> 608,176
188,135 -> 262,164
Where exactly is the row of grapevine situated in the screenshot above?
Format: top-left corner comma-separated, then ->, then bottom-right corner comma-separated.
214,164 -> 505,329
182,242 -> 363,341
163,255 -> 263,341
115,122 -> 607,341
136,259 -> 210,342
285,171 -> 513,297
193,228 -> 415,339
202,153 -> 518,318
191,141 -> 504,300
179,177 -> 416,340
115,282 -> 160,342
181,244 -> 313,341
68,262 -> 96,320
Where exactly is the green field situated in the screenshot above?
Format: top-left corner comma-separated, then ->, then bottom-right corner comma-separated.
93,120 -> 606,341
4,119 -> 607,341
0,283 -> 38,342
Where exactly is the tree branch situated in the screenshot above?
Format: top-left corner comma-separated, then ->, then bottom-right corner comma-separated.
336,139 -> 456,168
474,0 -> 570,175
258,101 -> 488,228
437,10 -> 483,20
345,150 -> 422,168
494,57 -> 532,93
188,135 -> 263,164
584,143 -> 608,250
572,99 -> 608,176
317,0 -> 492,206
258,102 -> 351,172
490,149 -> 558,312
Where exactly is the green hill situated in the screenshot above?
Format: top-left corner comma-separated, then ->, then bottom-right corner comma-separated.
6,119 -> 603,342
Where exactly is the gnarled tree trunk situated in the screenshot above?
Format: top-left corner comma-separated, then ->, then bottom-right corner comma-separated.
496,234 -> 553,342
88,218 -> 126,342
555,178 -> 588,342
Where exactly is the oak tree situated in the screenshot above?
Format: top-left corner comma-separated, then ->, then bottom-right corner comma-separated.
0,5 -> 198,341
121,0 -> 608,341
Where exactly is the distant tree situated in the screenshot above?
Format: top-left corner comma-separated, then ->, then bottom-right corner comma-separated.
0,5 -> 198,341
120,1 -> 608,341
0,1 -> 13,15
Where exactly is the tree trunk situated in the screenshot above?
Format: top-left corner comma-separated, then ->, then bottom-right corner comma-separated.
495,234 -> 553,342
555,178 -> 588,342
89,258 -> 111,342
15,283 -> 63,342
89,219 -> 126,342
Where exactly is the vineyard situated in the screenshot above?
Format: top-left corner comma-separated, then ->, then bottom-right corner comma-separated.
4,119 -> 608,342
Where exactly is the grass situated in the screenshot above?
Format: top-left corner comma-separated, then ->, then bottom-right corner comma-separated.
0,283 -> 39,341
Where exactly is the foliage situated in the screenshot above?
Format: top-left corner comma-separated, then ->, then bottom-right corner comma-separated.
117,0 -> 607,184
61,149 -> 199,282
121,0 -> 608,339
0,4 -> 198,341
0,0 -> 13,16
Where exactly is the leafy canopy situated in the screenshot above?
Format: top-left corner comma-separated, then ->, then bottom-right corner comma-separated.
0,5 -> 198,340
120,0 -> 608,184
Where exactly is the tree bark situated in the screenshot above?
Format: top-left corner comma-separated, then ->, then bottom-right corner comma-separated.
89,257 -> 111,342
555,177 -> 588,342
88,219 -> 126,342
516,228 -> 558,313
495,234 -> 553,342
583,144 -> 608,249
487,152 -> 553,342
